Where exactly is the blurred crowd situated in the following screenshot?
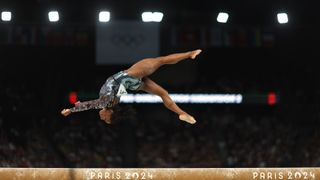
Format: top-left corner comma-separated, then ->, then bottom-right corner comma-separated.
1,102 -> 320,167
135,107 -> 320,167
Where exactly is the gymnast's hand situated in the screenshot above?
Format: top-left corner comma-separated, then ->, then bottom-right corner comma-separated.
61,101 -> 80,116
61,109 -> 72,116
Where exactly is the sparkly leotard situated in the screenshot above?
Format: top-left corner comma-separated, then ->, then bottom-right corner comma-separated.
70,71 -> 143,112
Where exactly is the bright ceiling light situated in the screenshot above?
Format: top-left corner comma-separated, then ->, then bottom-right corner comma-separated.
277,13 -> 288,24
1,11 -> 12,22
142,12 -> 163,22
48,11 -> 59,22
217,12 -> 229,23
99,11 -> 110,22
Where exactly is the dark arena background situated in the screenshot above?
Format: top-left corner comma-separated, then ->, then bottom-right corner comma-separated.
0,0 -> 320,179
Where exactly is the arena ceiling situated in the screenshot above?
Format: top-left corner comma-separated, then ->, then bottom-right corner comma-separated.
0,0 -> 318,26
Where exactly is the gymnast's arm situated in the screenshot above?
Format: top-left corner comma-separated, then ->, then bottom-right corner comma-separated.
61,97 -> 108,116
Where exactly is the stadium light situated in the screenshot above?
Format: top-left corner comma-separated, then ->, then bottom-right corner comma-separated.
142,11 -> 163,22
48,11 -> 59,22
142,12 -> 153,22
69,92 -> 78,104
99,11 -> 110,22
120,94 -> 243,104
277,13 -> 288,24
217,12 -> 229,23
69,92 -> 277,105
268,92 -> 277,106
152,12 -> 163,22
1,11 -> 12,22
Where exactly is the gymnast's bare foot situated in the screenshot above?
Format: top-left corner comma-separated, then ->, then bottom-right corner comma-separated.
190,49 -> 202,59
179,114 -> 197,124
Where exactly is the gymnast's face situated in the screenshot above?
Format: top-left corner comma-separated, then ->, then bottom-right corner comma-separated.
99,108 -> 113,124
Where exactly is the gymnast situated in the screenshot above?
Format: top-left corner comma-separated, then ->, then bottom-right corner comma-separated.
61,49 -> 202,124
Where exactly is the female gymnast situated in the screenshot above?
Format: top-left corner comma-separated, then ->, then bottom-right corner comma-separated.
61,49 -> 202,124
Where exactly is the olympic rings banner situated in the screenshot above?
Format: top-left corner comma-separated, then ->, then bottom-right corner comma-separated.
0,168 -> 318,180
96,21 -> 160,65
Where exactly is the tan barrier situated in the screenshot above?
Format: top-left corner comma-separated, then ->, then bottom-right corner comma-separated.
0,168 -> 319,180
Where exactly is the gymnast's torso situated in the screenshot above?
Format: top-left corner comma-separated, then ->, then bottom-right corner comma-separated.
98,71 -> 143,107
100,71 -> 143,96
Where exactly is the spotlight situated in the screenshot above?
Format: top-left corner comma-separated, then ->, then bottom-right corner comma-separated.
142,12 -> 153,22
141,12 -> 163,22
1,11 -> 12,22
217,12 -> 229,23
48,11 -> 59,22
152,12 -> 163,22
277,13 -> 288,24
99,11 -> 110,22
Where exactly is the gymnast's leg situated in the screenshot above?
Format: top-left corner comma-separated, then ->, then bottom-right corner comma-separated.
126,49 -> 202,79
139,78 -> 196,124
